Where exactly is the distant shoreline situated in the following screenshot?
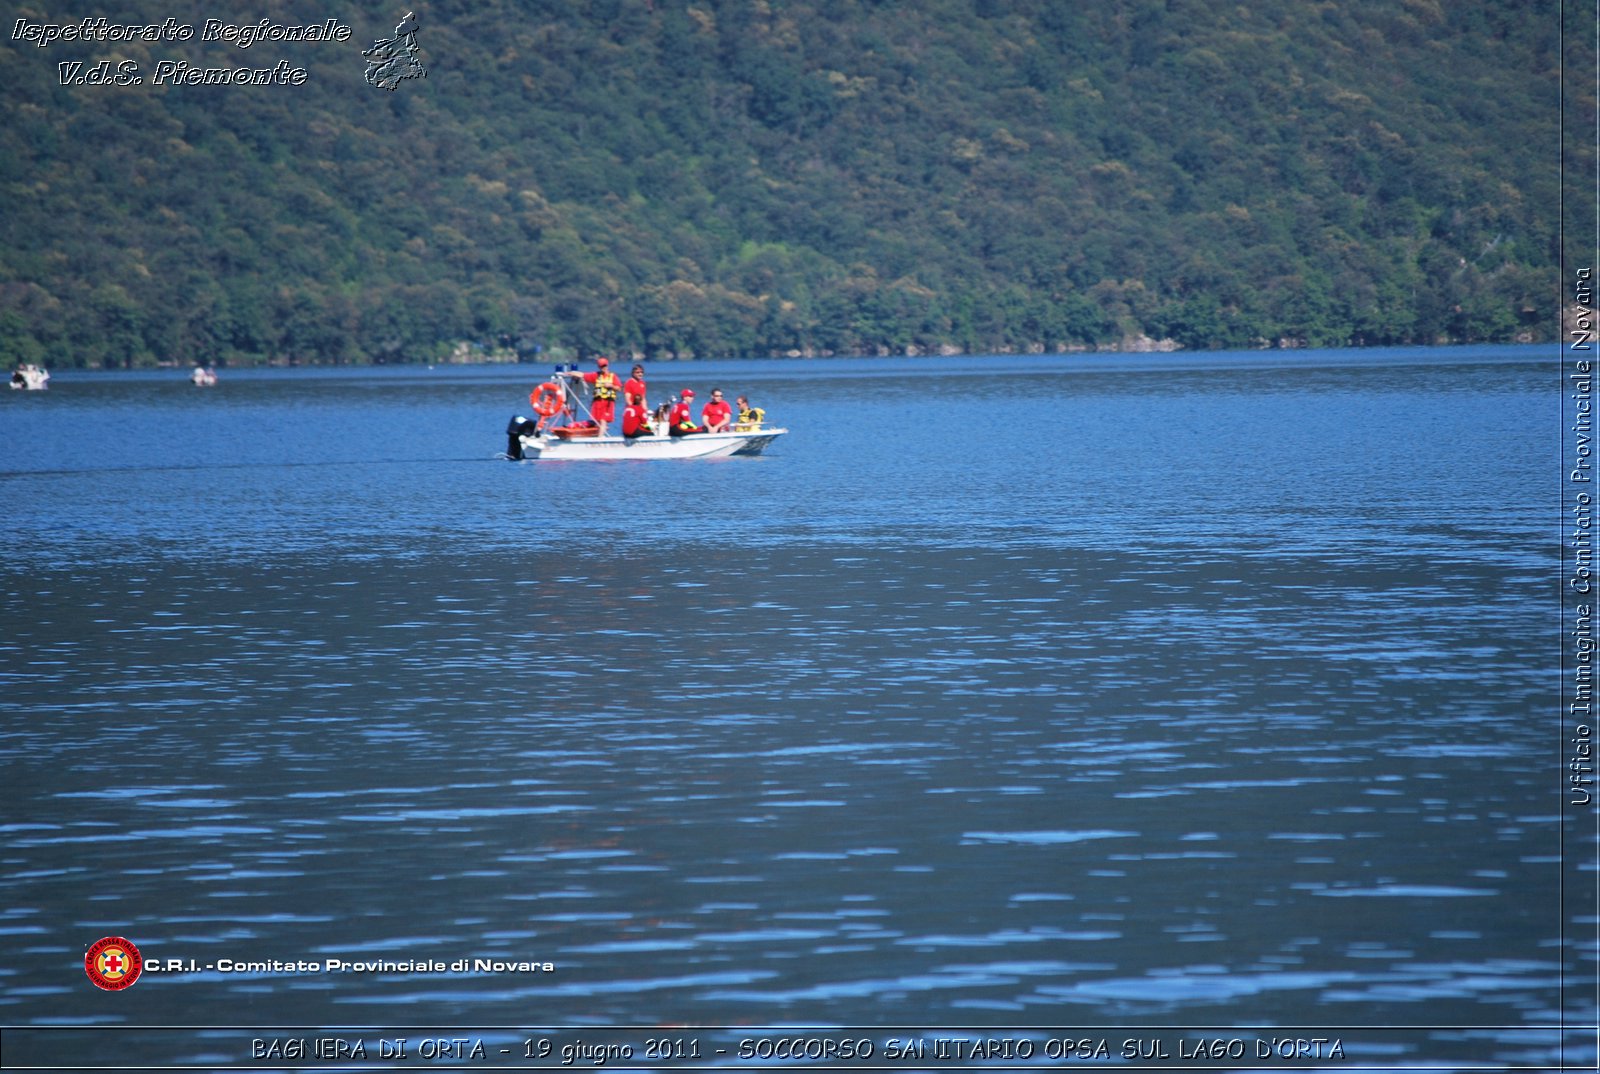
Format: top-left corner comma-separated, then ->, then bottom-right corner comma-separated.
30,335 -> 1553,373
24,340 -> 1547,376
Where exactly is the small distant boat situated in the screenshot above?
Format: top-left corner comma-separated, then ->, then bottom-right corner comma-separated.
505,417 -> 784,461
190,366 -> 218,387
9,364 -> 49,390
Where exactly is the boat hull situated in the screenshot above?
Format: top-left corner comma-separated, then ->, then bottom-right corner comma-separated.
516,428 -> 785,460
9,366 -> 49,390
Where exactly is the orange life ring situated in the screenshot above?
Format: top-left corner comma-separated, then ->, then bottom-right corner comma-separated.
530,382 -> 564,417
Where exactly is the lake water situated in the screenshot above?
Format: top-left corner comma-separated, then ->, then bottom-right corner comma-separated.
0,346 -> 1592,1070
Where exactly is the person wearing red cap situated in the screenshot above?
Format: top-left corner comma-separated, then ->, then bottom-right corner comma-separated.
566,356 -> 622,434
700,387 -> 732,433
667,389 -> 703,436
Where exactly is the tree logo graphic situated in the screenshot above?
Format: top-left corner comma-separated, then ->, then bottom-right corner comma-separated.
363,11 -> 426,91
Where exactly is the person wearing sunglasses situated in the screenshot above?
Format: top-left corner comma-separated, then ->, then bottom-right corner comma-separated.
701,388 -> 733,434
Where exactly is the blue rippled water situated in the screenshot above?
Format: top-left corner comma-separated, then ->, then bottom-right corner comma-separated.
0,346 -> 1592,1069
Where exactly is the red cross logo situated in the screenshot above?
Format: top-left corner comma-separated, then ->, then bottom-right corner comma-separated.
85,937 -> 141,991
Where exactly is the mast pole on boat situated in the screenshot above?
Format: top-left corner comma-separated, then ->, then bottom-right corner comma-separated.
555,363 -> 599,428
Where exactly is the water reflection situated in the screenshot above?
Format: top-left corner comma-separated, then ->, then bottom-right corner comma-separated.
0,349 -> 1585,1067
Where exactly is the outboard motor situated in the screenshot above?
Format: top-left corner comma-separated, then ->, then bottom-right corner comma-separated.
505,414 -> 539,460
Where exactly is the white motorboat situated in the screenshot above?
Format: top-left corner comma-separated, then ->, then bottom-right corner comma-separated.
9,364 -> 49,390
505,367 -> 784,460
190,366 -> 218,387
507,420 -> 785,461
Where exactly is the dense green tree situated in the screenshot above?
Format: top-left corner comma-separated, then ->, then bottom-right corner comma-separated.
0,0 -> 1564,366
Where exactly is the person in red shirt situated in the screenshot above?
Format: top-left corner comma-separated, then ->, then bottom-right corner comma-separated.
667,389 -> 703,436
566,356 -> 622,434
621,398 -> 654,438
700,388 -> 732,433
623,364 -> 648,408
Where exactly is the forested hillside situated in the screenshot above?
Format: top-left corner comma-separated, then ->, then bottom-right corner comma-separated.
0,0 -> 1564,366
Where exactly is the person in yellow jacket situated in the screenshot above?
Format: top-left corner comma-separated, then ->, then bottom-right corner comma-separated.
734,395 -> 766,431
566,356 -> 622,435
